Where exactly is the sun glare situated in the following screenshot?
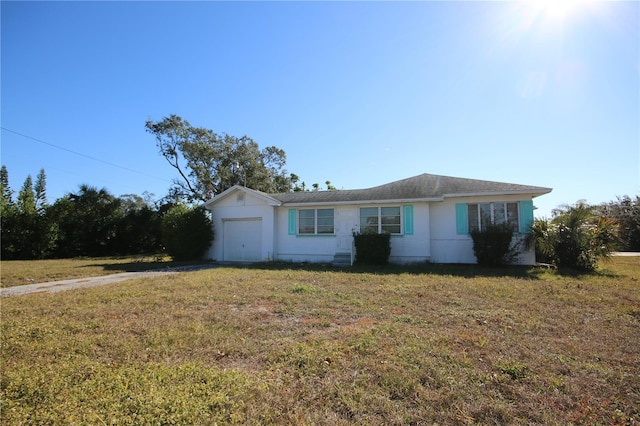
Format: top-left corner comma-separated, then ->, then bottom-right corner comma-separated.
525,0 -> 591,20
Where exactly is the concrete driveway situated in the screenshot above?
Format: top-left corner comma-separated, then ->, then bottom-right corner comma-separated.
0,264 -> 221,297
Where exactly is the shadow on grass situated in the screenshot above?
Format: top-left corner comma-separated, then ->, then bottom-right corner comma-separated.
80,260 -> 210,273
83,258 -> 625,280
234,261 -> 625,280
235,261 -> 545,279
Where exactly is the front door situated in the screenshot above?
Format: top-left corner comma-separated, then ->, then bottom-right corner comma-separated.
336,208 -> 356,253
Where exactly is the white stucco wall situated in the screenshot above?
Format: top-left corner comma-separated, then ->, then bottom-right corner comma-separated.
429,196 -> 537,265
388,203 -> 431,264
206,191 -> 275,262
207,190 -> 538,265
429,198 -> 475,264
276,203 -> 431,264
275,205 -> 352,263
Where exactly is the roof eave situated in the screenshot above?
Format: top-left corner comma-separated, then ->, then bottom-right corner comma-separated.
442,188 -> 553,199
280,197 -> 444,207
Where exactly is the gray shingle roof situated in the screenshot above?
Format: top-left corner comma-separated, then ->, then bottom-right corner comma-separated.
268,173 -> 551,205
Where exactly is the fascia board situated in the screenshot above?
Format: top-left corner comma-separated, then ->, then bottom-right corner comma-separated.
281,197 -> 443,207
442,189 -> 552,199
205,186 -> 282,208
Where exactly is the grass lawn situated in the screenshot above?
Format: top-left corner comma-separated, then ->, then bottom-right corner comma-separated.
1,257 -> 639,424
0,256 -> 202,288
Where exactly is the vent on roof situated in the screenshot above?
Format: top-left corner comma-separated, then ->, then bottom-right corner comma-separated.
237,193 -> 245,202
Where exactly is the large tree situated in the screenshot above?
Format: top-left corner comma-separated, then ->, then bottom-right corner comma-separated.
34,168 -> 48,214
1,165 -> 16,258
1,169 -> 57,259
0,165 -> 13,215
16,175 -> 36,216
49,185 -> 123,257
145,115 -> 294,202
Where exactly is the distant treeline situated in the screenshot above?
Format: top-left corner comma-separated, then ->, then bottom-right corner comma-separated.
1,165 -> 638,260
0,166 -> 213,260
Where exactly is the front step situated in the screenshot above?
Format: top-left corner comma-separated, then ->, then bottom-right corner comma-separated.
331,252 -> 352,267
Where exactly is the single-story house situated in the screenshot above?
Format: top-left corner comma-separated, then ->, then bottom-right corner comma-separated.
204,173 -> 552,265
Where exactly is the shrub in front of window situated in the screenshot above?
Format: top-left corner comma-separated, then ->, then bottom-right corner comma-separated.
353,232 -> 391,265
470,223 -> 519,266
161,204 -> 214,261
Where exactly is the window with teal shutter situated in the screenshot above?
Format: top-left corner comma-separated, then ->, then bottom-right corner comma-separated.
519,200 -> 534,233
455,203 -> 469,234
288,209 -> 296,235
403,205 -> 414,235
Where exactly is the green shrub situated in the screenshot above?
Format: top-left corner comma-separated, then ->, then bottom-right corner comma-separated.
530,202 -> 620,271
161,204 -> 214,261
353,232 -> 391,265
470,223 -> 518,266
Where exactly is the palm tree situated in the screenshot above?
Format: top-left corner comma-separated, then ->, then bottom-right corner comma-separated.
531,202 -> 621,271
52,185 -> 123,257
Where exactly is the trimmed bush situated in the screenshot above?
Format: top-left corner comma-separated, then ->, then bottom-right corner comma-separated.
470,223 -> 518,266
354,232 -> 391,265
161,204 -> 214,261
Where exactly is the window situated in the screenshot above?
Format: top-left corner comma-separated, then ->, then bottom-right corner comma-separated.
317,209 -> 334,234
298,209 -> 334,235
467,202 -> 519,232
360,206 -> 401,234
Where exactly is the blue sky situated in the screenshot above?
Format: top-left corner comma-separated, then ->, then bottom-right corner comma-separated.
2,0 -> 638,218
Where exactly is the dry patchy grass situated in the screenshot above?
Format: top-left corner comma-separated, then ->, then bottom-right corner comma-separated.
0,256 -> 198,287
1,258 -> 639,424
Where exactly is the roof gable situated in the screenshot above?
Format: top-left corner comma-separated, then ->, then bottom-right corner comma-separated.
205,185 -> 281,207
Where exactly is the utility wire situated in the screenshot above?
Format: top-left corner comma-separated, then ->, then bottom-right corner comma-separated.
1,126 -> 172,183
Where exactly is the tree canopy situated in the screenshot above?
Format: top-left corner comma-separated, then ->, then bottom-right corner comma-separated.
145,115 -> 295,202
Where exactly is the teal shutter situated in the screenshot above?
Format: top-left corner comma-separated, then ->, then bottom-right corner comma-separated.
288,209 -> 296,235
403,205 -> 414,235
519,200 -> 534,233
455,203 -> 469,234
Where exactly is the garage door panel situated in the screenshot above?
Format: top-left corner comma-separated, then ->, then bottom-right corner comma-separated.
223,219 -> 262,262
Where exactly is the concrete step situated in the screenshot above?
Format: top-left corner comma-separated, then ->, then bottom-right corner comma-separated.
331,252 -> 352,267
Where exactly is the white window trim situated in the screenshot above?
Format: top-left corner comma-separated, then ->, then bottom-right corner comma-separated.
298,208 -> 335,235
469,202 -> 520,232
359,206 -> 403,235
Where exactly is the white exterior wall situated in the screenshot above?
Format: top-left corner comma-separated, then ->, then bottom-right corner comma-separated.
207,190 -> 537,265
206,192 -> 276,262
429,196 -> 536,265
276,203 -> 431,264
275,205 -> 355,263
429,198 -> 475,264
388,202 -> 430,264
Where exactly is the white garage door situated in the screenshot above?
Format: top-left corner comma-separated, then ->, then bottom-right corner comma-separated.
223,219 -> 262,262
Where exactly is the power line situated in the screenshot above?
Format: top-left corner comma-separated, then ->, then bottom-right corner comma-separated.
1,127 -> 172,183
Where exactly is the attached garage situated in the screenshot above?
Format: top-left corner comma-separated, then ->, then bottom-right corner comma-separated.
223,219 -> 262,262
205,175 -> 551,266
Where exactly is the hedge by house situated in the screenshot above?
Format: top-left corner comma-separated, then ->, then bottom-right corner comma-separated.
354,232 -> 391,265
